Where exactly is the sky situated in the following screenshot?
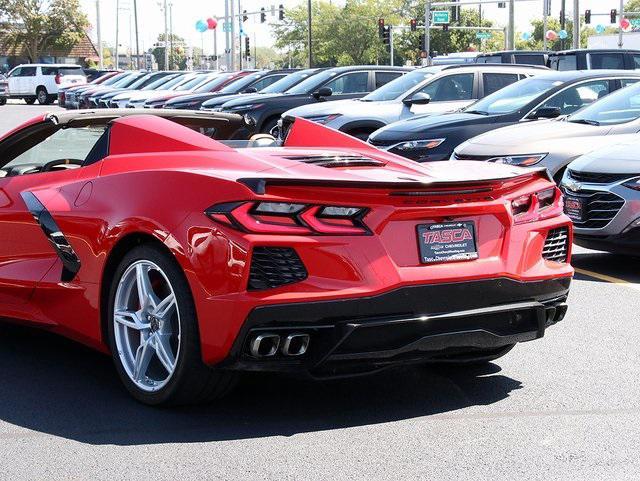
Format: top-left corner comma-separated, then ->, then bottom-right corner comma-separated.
79,0 -> 629,56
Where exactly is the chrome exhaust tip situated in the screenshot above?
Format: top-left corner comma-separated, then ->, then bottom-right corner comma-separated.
281,333 -> 310,356
249,333 -> 281,358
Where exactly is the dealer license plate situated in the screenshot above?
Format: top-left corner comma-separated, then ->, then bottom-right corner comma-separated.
564,195 -> 585,222
417,221 -> 478,264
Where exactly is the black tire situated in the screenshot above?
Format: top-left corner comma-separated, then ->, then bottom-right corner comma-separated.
36,87 -> 50,105
346,128 -> 375,141
106,244 -> 237,406
428,344 -> 516,366
24,97 -> 36,105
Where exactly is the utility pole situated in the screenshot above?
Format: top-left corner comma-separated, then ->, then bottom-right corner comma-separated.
238,0 -> 242,70
230,0 -> 236,70
214,24 -> 218,70
133,0 -> 140,69
115,0 -> 119,70
163,0 -> 168,70
425,0 -> 430,65
169,2 -> 173,69
572,0 -> 580,49
307,0 -> 312,67
560,0 -> 566,50
619,0 -> 624,48
507,0 -> 515,49
96,0 -> 103,69
543,0 -> 549,50
390,27 -> 394,66
224,0 -> 230,70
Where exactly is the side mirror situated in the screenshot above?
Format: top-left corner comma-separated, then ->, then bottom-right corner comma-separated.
312,86 -> 333,99
529,106 -> 561,119
403,92 -> 431,106
242,87 -> 258,94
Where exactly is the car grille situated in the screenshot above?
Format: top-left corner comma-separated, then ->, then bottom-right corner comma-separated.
248,247 -> 308,290
452,152 -> 496,161
567,169 -> 636,184
542,227 -> 569,263
562,189 -> 625,229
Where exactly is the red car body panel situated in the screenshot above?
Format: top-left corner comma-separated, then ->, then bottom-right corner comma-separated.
0,113 -> 573,368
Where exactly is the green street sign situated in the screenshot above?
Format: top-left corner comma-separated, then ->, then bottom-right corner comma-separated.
432,11 -> 450,24
476,32 -> 492,39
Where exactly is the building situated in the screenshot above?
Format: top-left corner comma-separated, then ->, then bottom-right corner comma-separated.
0,30 -> 99,73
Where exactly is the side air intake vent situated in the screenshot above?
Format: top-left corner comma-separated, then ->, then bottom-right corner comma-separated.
282,154 -> 384,168
542,227 -> 569,263
248,247 -> 308,290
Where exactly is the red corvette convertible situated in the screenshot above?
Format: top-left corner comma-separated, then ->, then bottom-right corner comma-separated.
0,110 -> 573,405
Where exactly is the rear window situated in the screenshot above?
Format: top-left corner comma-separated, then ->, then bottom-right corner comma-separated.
476,55 -> 502,64
554,55 -> 577,71
589,53 -> 624,69
513,54 -> 546,66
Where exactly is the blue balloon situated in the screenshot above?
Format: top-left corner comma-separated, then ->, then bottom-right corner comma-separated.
596,24 -> 606,34
558,29 -> 568,39
521,32 -> 531,41
196,20 -> 208,33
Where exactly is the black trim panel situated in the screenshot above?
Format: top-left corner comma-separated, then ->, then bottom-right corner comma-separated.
21,191 -> 81,282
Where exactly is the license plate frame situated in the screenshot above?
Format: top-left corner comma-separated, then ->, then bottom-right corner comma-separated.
564,195 -> 585,222
416,221 -> 478,264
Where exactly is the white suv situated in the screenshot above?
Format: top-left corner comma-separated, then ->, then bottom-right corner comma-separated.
5,64 -> 86,105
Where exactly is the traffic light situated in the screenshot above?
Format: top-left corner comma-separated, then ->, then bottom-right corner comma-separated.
585,9 -> 591,24
245,36 -> 250,58
419,35 -> 425,51
382,26 -> 391,45
611,9 -> 617,24
378,18 -> 385,38
410,18 -> 417,32
442,24 -> 449,32
260,7 -> 266,23
279,4 -> 284,21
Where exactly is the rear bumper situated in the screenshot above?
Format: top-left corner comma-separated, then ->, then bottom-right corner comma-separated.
220,276 -> 571,377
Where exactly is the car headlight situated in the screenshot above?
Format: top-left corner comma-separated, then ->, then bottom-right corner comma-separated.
225,103 -> 263,112
393,138 -> 446,151
490,154 -> 547,166
622,177 -> 640,191
306,114 -> 342,125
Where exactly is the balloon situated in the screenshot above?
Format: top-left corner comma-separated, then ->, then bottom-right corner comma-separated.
596,24 -> 606,34
207,17 -> 218,29
545,30 -> 558,41
195,20 -> 208,33
621,18 -> 631,31
558,29 -> 568,39
520,32 -> 531,41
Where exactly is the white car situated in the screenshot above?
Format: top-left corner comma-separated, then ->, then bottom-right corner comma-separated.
5,64 -> 86,105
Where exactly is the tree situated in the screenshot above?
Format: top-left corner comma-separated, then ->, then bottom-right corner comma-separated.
0,0 -> 89,62
151,33 -> 187,70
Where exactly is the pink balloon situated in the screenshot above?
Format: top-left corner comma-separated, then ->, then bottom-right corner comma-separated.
207,17 -> 218,29
620,18 -> 631,30
545,30 -> 558,41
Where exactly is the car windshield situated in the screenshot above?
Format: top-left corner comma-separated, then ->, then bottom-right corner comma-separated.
568,81 -> 640,126
286,69 -> 341,94
261,70 -> 313,93
362,68 -> 438,101
219,73 -> 262,93
99,73 -> 128,86
142,74 -> 182,90
112,73 -> 143,88
129,73 -> 163,89
194,74 -> 232,93
173,75 -> 208,91
464,77 -> 561,115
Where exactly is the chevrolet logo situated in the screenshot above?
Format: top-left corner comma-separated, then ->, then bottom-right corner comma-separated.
563,179 -> 582,192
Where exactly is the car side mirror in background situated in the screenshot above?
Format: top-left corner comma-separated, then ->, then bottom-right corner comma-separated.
403,92 -> 431,106
242,87 -> 258,94
529,106 -> 561,119
312,87 -> 333,99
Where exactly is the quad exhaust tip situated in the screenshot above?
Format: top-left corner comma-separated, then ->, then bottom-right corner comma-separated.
249,332 -> 310,358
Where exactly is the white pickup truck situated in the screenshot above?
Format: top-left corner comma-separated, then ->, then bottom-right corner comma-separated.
5,64 -> 86,104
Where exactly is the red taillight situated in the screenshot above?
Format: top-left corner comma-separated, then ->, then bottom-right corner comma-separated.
206,202 -> 369,235
510,187 -> 563,224
55,74 -> 62,84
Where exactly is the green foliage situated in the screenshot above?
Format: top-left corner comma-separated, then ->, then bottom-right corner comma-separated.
0,0 -> 90,61
151,33 -> 187,70
515,18 -> 599,51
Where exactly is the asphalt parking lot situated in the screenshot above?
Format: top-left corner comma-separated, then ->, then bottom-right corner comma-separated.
1,102 -> 640,481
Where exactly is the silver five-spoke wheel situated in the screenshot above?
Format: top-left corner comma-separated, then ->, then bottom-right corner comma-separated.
113,260 -> 181,392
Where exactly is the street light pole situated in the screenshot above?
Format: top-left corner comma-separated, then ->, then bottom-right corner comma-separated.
96,0 -> 103,69
133,0 -> 140,69
619,0 -> 624,48
163,0 -> 168,69
572,0 -> 580,49
307,0 -> 312,67
425,0 -> 431,65
507,0 -> 515,49
169,2 -> 173,69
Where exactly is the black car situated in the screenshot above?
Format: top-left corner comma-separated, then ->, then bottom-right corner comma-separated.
475,50 -> 548,66
216,65 -> 412,134
548,49 -> 640,70
186,68 -> 323,111
368,70 -> 640,164
156,69 -> 294,110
